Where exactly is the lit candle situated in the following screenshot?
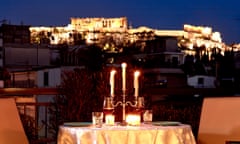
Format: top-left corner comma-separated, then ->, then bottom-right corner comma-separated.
121,63 -> 127,92
134,71 -> 140,98
126,114 -> 141,126
105,114 -> 115,125
110,70 -> 116,97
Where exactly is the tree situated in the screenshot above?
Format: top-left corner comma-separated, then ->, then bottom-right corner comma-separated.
48,66 -> 109,139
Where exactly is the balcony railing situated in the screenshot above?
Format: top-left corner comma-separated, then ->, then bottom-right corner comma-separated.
0,88 -> 59,144
17,101 -> 56,144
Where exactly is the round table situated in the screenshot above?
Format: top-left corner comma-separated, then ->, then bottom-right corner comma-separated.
58,122 -> 196,144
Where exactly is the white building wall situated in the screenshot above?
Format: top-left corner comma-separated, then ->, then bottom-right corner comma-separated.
10,66 -> 81,88
37,68 -> 61,87
49,68 -> 61,87
36,66 -> 80,88
37,71 -> 43,87
187,75 -> 216,88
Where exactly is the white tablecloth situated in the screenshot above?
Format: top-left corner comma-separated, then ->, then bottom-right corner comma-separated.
58,123 -> 196,144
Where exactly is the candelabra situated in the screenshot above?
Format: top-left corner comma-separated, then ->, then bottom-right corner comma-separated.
103,91 -> 144,125
103,62 -> 144,125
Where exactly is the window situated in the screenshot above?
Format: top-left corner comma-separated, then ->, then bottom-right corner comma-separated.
198,77 -> 204,87
43,72 -> 49,86
171,56 -> 179,67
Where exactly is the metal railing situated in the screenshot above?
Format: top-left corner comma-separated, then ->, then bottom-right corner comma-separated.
0,88 -> 59,144
17,101 -> 56,144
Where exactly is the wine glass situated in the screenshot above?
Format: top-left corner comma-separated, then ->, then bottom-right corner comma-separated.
136,97 -> 144,110
103,97 -> 114,115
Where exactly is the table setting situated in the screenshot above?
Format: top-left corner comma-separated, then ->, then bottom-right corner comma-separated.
58,121 -> 196,144
57,62 -> 196,144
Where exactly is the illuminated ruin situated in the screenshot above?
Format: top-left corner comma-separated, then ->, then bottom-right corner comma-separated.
29,17 -> 240,55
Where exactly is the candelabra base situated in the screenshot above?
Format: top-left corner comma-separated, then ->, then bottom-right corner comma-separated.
119,120 -> 128,126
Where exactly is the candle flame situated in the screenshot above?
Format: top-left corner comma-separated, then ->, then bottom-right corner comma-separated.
121,63 -> 127,68
110,70 -> 116,75
134,71 -> 140,77
110,69 -> 116,97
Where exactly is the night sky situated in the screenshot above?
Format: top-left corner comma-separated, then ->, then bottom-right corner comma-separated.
0,0 -> 240,44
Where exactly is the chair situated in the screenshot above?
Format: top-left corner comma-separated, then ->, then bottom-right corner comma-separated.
0,98 -> 29,144
198,97 -> 240,144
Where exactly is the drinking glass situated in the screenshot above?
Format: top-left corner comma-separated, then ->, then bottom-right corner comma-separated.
143,110 -> 153,124
92,112 -> 103,127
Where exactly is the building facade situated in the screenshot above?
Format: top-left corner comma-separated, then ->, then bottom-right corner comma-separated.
1,17 -> 238,89
70,17 -> 128,32
1,24 -> 30,44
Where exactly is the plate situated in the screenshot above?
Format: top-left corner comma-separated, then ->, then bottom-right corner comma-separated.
152,121 -> 181,126
63,122 -> 92,127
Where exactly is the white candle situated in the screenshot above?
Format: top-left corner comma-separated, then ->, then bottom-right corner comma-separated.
110,70 -> 116,97
121,63 -> 127,91
134,71 -> 140,98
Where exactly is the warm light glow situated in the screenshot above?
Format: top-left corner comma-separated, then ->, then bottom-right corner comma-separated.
211,32 -> 222,42
126,114 -> 141,126
29,17 -> 231,55
105,114 -> 115,125
202,27 -> 212,37
30,25 -> 75,45
110,70 -> 116,97
134,71 -> 140,98
121,63 -> 127,91
70,17 -> 128,32
180,24 -> 227,54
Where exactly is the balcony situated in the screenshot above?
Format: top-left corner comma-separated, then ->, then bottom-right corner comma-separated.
0,88 -> 59,144
0,87 -> 236,143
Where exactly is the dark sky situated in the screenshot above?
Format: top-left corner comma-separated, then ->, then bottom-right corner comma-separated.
1,0 -> 240,44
